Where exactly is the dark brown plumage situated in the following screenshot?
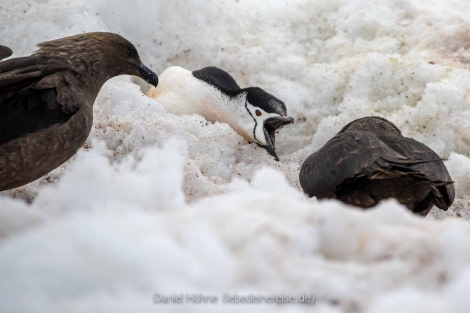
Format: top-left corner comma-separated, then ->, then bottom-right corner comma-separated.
0,32 -> 158,191
0,45 -> 12,61
299,116 -> 455,216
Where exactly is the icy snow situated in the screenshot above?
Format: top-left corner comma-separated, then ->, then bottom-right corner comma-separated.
1,0 -> 470,312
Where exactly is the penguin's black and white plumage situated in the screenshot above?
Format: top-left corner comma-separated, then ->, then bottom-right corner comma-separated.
299,116 -> 455,216
148,66 -> 294,161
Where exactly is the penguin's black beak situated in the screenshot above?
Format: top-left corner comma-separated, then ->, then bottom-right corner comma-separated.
138,63 -> 159,87
260,116 -> 295,161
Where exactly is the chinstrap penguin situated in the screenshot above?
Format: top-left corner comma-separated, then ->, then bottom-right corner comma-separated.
147,66 -> 294,161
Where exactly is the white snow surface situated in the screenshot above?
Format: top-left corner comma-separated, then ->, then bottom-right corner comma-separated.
1,0 -> 470,312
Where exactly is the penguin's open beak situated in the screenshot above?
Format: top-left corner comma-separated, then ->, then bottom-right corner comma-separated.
260,116 -> 295,161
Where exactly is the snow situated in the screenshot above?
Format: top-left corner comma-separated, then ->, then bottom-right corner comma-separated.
1,0 -> 470,312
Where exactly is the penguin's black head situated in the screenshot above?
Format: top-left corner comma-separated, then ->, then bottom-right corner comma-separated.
192,66 -> 294,161
243,87 -> 294,161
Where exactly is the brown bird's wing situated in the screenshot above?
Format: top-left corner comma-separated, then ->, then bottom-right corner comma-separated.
0,45 -> 12,61
0,56 -> 78,145
299,131 -> 411,199
0,56 -> 73,100
379,134 -> 455,209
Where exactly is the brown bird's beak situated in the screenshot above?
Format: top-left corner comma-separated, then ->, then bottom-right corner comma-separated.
138,64 -> 158,87
260,115 -> 295,161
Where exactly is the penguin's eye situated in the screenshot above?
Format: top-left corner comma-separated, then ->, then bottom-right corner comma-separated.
255,109 -> 262,116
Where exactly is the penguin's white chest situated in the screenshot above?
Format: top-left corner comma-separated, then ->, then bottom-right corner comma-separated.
147,66 -> 253,142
